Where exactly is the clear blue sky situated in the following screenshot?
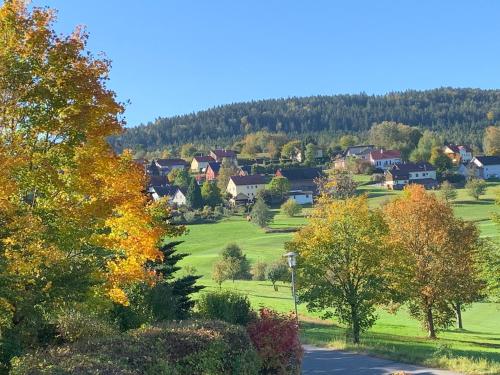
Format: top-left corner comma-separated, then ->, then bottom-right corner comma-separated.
27,0 -> 500,127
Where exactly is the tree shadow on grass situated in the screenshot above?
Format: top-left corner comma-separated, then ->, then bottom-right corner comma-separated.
300,321 -> 500,364
454,199 -> 495,205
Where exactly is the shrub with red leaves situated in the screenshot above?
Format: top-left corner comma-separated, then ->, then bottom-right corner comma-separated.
247,308 -> 303,374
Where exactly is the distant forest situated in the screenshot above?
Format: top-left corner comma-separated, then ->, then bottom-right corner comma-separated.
110,88 -> 500,153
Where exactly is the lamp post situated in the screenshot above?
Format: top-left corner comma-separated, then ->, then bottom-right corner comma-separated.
283,251 -> 298,325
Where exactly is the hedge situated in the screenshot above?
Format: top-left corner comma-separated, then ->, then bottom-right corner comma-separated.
11,320 -> 260,375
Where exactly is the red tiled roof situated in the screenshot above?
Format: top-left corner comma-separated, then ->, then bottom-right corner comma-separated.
370,149 -> 401,160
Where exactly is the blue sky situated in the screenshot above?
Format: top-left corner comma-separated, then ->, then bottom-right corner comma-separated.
27,0 -> 500,127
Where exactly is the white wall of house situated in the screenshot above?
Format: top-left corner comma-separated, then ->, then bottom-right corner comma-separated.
408,170 -> 436,180
370,157 -> 401,170
172,190 -> 186,206
471,159 -> 500,179
226,179 -> 265,199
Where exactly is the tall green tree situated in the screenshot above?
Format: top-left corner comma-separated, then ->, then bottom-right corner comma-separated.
304,143 -> 318,165
288,196 -> 391,343
216,158 -> 239,192
186,179 -> 203,209
268,176 -> 291,201
410,130 -> 442,162
465,178 -> 487,200
483,126 -> 500,156
201,181 -> 222,207
250,198 -> 273,228
174,169 -> 192,190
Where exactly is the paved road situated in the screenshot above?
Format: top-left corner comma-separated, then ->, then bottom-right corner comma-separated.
302,345 -> 462,375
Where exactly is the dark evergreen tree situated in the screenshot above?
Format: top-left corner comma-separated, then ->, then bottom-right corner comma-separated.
186,179 -> 203,209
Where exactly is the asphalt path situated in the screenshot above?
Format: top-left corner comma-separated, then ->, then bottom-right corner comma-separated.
302,345 -> 462,375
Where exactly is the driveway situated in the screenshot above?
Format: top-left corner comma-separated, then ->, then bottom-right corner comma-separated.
302,345 -> 462,375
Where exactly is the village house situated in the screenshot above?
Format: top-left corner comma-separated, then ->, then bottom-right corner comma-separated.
226,175 -> 267,204
150,185 -> 186,206
190,155 -> 215,172
205,162 -> 221,181
333,145 -> 375,169
385,162 -> 438,190
210,149 -> 238,165
464,156 -> 500,179
275,167 -> 323,194
292,147 -> 324,163
443,144 -> 473,164
154,158 -> 188,176
287,190 -> 313,205
368,149 -> 402,170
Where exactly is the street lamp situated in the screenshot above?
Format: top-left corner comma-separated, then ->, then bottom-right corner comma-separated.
283,251 -> 298,324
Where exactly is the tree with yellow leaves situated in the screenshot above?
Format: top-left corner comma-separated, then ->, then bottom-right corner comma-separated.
287,196 -> 390,343
383,185 -> 484,338
0,0 -> 177,360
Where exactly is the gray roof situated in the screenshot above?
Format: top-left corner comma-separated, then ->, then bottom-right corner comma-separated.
230,175 -> 266,186
474,156 -> 500,166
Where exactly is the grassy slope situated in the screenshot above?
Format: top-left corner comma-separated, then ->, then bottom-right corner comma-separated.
177,181 -> 500,373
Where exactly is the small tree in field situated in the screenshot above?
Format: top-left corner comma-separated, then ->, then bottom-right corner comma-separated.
252,261 -> 268,281
251,198 -> 273,228
439,181 -> 457,202
212,260 -> 228,289
267,262 -> 290,291
466,178 -> 487,200
281,199 -> 302,217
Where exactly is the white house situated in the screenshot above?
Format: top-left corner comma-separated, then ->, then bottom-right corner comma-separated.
287,190 -> 313,205
293,148 -> 324,163
226,175 -> 266,202
190,155 -> 215,172
368,149 -> 402,170
150,185 -> 186,206
210,149 -> 238,165
385,162 -> 438,190
467,156 -> 500,179
443,145 -> 473,164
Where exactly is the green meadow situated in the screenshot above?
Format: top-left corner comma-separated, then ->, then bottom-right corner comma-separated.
177,181 -> 500,374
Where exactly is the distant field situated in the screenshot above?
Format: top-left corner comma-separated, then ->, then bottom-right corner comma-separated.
177,180 -> 500,374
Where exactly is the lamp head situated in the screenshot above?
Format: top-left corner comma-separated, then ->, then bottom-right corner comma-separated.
283,251 -> 297,268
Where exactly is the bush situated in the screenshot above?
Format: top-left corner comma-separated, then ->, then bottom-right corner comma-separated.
196,291 -> 255,326
281,199 -> 302,217
252,261 -> 268,281
11,320 -> 261,375
56,309 -> 118,344
247,308 -> 303,375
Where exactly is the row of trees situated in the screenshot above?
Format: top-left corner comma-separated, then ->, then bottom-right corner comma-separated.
112,88 -> 500,153
289,185 -> 499,343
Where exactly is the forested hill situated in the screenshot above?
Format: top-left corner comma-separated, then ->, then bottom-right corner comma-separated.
111,88 -> 500,152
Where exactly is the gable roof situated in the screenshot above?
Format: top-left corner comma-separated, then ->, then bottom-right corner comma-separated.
193,155 -> 215,163
344,145 -> 375,156
229,175 -> 266,186
151,185 -> 180,197
148,175 -> 168,187
156,158 -> 188,167
276,167 -> 323,181
207,162 -> 221,173
370,149 -> 401,160
211,149 -> 237,158
445,144 -> 473,153
387,162 -> 435,179
474,156 -> 500,166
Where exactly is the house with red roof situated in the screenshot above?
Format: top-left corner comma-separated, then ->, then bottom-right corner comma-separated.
368,149 -> 402,170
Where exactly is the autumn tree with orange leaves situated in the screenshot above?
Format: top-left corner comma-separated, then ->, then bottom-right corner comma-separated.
383,185 -> 484,338
0,0 -> 178,359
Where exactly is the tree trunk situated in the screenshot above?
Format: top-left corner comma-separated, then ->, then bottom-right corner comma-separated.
426,307 -> 436,339
455,302 -> 463,329
351,306 -> 360,344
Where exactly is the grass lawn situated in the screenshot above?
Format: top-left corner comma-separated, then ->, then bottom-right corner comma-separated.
177,181 -> 500,374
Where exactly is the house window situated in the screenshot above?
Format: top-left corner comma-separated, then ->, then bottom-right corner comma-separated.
415,173 -> 419,177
